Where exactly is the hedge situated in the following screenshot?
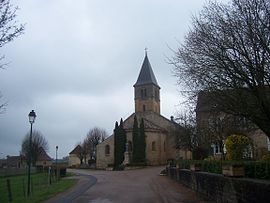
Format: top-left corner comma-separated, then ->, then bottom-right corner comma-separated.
176,160 -> 270,179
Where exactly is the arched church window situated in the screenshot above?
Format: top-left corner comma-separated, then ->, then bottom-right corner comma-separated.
144,89 -> 147,97
105,145 -> 110,155
152,141 -> 156,151
141,89 -> 144,98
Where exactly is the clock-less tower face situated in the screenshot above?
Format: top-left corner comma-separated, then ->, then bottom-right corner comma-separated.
134,53 -> 160,114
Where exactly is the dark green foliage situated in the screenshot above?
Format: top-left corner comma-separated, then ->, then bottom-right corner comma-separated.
244,161 -> 270,179
114,121 -> 120,166
114,119 -> 127,168
132,115 -> 140,162
192,147 -> 208,160
132,116 -> 146,164
176,159 -> 270,179
139,119 -> 146,162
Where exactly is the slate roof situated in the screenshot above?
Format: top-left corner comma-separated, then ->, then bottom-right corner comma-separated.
124,114 -> 167,132
134,54 -> 159,88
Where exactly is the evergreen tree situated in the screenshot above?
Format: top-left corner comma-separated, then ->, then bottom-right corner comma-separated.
114,121 -> 121,167
114,119 -> 127,167
139,118 -> 146,162
119,118 -> 127,163
132,115 -> 140,163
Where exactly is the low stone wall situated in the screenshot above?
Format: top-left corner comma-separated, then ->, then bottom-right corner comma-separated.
0,167 -> 36,177
167,167 -> 270,203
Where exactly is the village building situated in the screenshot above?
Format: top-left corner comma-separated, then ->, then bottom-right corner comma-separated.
96,53 -> 191,169
196,91 -> 270,159
35,147 -> 53,168
68,145 -> 83,167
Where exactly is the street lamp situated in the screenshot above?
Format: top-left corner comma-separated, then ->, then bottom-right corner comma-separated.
56,146 -> 58,181
27,110 -> 36,197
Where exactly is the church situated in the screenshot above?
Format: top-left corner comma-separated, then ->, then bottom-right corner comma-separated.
96,52 -> 191,169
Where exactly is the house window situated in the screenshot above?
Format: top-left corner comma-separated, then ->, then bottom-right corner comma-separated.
215,145 -> 220,154
211,143 -> 221,155
105,145 -> 110,155
143,105 -> 146,112
152,141 -> 156,151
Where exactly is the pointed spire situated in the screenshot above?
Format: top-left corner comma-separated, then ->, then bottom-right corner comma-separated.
144,47 -> 148,56
134,51 -> 159,88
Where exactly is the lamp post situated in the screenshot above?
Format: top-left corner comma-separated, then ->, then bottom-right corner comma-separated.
56,145 -> 58,181
27,110 -> 36,196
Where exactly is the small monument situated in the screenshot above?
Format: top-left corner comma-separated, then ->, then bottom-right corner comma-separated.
123,142 -> 131,165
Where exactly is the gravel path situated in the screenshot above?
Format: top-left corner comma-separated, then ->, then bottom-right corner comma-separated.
53,166 -> 207,203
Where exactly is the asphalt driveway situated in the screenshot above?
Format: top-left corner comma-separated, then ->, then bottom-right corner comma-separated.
45,166 -> 206,203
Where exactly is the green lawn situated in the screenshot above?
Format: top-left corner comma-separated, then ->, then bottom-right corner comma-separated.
0,172 -> 77,203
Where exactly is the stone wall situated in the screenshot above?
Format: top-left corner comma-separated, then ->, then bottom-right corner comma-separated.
0,167 -> 36,177
167,167 -> 270,203
145,131 -> 166,165
96,136 -> 114,169
68,154 -> 81,167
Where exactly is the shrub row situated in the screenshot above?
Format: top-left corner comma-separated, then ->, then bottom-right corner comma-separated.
176,160 -> 270,179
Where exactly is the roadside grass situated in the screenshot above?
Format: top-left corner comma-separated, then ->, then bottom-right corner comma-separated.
0,172 -> 77,203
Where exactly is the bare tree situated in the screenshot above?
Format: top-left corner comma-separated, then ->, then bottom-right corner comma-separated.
21,130 -> 49,166
171,0 -> 270,139
174,111 -> 198,152
0,0 -> 25,112
81,140 -> 89,164
84,127 -> 107,162
0,94 -> 6,114
74,143 -> 84,165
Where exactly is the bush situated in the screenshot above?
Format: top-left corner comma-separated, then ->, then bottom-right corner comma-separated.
225,134 -> 253,160
176,159 -> 270,179
192,147 -> 208,160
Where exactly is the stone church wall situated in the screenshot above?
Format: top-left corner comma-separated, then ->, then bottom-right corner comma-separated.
96,136 -> 114,169
145,132 -> 167,165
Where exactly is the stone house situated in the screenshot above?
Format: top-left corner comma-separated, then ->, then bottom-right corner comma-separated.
96,53 -> 191,169
35,147 -> 53,168
68,145 -> 82,167
196,91 -> 270,159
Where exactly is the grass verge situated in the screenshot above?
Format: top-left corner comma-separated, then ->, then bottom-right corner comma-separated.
0,172 -> 77,203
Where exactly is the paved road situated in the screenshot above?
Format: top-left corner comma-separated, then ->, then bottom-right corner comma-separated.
46,166 -> 207,203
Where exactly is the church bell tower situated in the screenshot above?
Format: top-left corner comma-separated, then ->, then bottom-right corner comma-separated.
134,52 -> 160,114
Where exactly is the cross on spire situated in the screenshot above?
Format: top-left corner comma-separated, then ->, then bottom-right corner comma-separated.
144,47 -> 148,56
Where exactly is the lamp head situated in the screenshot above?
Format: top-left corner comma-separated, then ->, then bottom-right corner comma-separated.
28,110 -> 36,124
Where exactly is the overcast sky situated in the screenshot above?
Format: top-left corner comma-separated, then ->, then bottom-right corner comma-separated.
0,0 -> 228,159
